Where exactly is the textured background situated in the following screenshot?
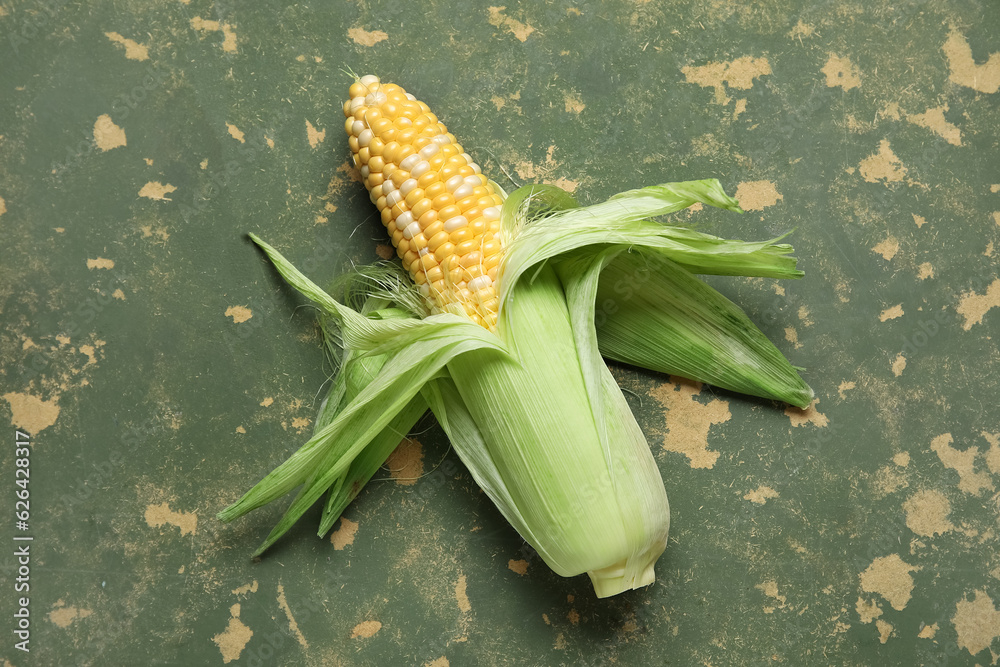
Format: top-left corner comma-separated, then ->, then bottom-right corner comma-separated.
2,1 -> 999,665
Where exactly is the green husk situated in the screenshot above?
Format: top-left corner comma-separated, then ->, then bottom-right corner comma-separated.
220,177 -> 812,597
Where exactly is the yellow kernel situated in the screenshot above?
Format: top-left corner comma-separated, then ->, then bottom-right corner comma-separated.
397,128 -> 417,145
404,188 -> 425,207
348,137 -> 359,153
344,117 -> 356,134
390,202 -> 409,219
397,144 -> 416,162
368,156 -> 385,172
456,239 -> 479,256
432,193 -> 455,210
416,171 -> 439,189
457,195 -> 478,211
426,266 -> 444,283
434,242 -> 456,262
428,231 -> 450,251
438,204 -> 462,222
370,118 -> 393,136
424,182 -> 446,199
343,100 -> 353,117
382,142 -> 400,164
412,269 -> 427,285
460,251 -> 483,268
358,147 -> 370,164
349,82 -> 367,98
380,206 -> 392,225
450,227 -> 473,244
369,137 -> 385,156
381,101 -> 399,119
410,233 -> 427,251
394,117 -> 413,130
423,219 -> 444,239
367,172 -> 384,187
411,199 -> 434,219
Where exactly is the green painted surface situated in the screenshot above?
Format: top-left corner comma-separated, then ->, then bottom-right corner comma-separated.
2,1 -> 999,665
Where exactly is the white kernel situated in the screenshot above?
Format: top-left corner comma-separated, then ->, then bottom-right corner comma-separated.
365,91 -> 387,106
419,143 -> 439,159
360,165 -> 370,179
410,160 -> 431,178
469,275 -> 492,292
403,221 -> 422,239
405,93 -> 416,101
352,120 -> 365,136
464,175 -> 481,187
360,74 -> 380,86
419,283 -> 430,297
483,206 -> 501,221
386,190 -> 402,208
418,247 -> 429,256
433,134 -> 451,146
443,215 -> 468,232
399,154 -> 421,171
400,178 -> 419,196
350,96 -> 366,114
358,128 -> 373,147
396,211 -> 414,227
445,175 -> 465,192
453,184 -> 474,199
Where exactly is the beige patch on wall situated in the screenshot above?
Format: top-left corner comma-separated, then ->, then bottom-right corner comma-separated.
891,353 -> 906,377
956,278 -> 1000,330
785,399 -> 828,428
306,119 -> 326,148
907,104 -> 962,146
821,54 -> 862,91
879,304 -> 904,322
952,590 -> 1000,657
860,554 -> 918,611
902,489 -> 954,537
455,574 -> 472,613
3,391 -> 61,434
744,485 -> 779,505
872,237 -> 900,261
87,257 -> 115,270
735,180 -> 783,211
386,438 -> 424,485
350,620 -> 382,639
930,433 -> 994,496
144,502 -> 198,536
859,140 -> 906,184
94,114 -> 126,151
48,599 -> 93,628
330,517 -> 359,550
224,306 -> 252,324
212,604 -> 253,663
942,29 -> 1000,94
347,27 -> 388,46
138,181 -> 177,201
649,377 -> 731,469
681,55 -> 771,105
487,7 -> 535,42
191,16 -> 237,53
104,31 -> 149,61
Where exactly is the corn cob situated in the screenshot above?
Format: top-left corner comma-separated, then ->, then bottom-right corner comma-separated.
221,73 -> 814,599
343,74 -> 504,329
